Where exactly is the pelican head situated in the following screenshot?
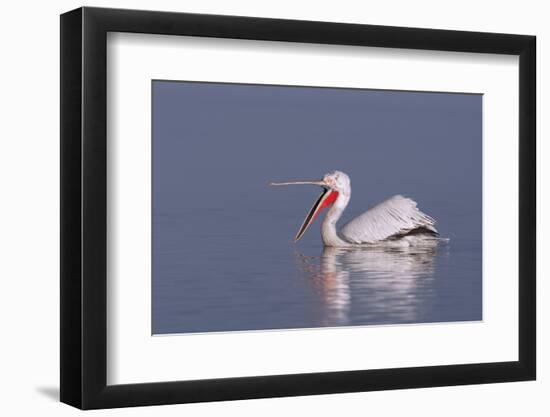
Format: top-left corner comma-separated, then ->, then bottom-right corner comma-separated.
322,171 -> 351,195
270,170 -> 351,241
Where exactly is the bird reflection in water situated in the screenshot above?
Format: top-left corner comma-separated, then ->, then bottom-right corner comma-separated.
295,242 -> 444,327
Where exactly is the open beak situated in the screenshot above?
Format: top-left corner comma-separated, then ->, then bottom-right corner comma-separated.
270,180 -> 339,241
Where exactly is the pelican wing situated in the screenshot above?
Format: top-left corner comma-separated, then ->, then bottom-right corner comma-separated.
339,195 -> 437,244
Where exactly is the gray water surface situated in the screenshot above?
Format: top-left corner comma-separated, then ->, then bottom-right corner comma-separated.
152,81 -> 482,334
153,208 -> 481,334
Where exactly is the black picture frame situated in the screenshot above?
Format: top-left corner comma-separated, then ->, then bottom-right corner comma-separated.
60,6 -> 536,410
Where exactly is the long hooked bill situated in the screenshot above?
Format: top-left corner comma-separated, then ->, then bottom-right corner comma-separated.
269,180 -> 326,186
269,180 -> 339,241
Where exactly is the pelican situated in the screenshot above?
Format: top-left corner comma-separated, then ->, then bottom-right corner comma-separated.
270,170 -> 442,247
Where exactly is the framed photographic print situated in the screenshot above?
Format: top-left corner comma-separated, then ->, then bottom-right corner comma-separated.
60,6 -> 536,409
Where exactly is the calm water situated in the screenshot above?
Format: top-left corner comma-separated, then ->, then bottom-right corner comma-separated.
152,205 -> 482,334
152,81 -> 482,334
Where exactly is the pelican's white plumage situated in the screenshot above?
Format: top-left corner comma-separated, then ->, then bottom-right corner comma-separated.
271,170 -> 443,247
340,195 -> 437,244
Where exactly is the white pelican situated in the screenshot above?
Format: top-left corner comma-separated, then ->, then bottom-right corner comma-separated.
270,170 -> 442,247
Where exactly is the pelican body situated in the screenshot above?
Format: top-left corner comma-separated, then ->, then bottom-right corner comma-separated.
270,170 -> 441,247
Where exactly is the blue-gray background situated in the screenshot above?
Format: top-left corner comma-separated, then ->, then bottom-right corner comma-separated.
152,80 -> 482,334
